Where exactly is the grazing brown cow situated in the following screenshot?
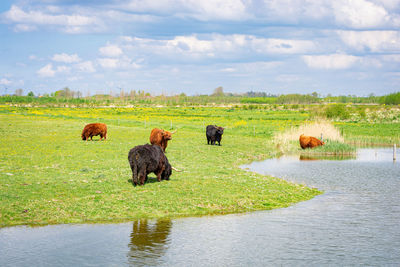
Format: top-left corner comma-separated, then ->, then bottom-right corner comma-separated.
81,123 -> 107,141
149,128 -> 176,152
299,134 -> 324,149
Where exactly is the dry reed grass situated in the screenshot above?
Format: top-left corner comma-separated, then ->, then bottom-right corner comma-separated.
274,120 -> 344,151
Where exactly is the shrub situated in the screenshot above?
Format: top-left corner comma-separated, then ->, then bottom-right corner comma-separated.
324,104 -> 350,120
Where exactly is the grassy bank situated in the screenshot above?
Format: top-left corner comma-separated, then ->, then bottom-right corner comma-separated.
0,106 -> 398,227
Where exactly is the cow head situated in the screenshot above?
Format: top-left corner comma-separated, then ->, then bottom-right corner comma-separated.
161,162 -> 172,180
162,130 -> 176,140
217,127 -> 224,135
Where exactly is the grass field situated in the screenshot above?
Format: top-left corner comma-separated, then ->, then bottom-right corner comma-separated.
0,105 -> 398,226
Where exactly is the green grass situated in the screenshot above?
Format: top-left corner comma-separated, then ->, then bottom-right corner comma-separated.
0,108 -> 320,227
0,105 -> 398,227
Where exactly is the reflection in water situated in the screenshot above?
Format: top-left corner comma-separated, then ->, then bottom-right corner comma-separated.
299,153 -> 356,161
1,148 -> 399,266
127,220 -> 172,266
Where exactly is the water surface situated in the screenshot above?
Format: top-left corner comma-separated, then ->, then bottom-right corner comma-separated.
1,148 -> 399,266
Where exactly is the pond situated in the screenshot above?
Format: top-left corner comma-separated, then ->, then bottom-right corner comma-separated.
1,148 -> 399,266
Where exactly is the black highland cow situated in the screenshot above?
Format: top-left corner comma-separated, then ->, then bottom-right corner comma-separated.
128,144 -> 172,186
206,125 -> 224,146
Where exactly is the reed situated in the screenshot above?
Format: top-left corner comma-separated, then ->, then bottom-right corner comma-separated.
273,120 -> 345,152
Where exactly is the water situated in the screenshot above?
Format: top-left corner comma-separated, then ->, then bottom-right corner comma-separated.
1,148 -> 399,266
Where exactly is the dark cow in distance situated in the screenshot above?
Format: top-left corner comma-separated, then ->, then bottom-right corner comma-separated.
299,134 -> 325,149
206,125 -> 224,145
150,128 -> 176,152
128,144 -> 172,186
81,123 -> 107,141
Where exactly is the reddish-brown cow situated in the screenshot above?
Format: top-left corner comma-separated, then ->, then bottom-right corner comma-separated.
149,128 -> 176,152
299,134 -> 324,149
81,123 -> 107,141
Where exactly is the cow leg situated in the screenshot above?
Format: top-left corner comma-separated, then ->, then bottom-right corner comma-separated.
139,168 -> 147,185
131,164 -> 138,186
156,167 -> 164,182
207,136 -> 210,145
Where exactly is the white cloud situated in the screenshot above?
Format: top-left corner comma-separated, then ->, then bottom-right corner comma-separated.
123,34 -> 316,60
0,78 -> 12,85
52,53 -> 81,63
302,53 -> 359,69
56,65 -> 70,73
2,0 -> 399,36
3,5 -> 102,33
98,58 -> 119,68
75,61 -> 96,73
332,0 -> 390,28
220,68 -> 236,72
338,30 -> 400,52
250,37 -> 316,54
99,45 -> 123,57
13,24 -> 37,32
182,0 -> 248,20
37,63 -> 56,77
98,56 -> 141,70
382,54 -> 400,62
37,63 -> 70,77
119,0 -> 248,20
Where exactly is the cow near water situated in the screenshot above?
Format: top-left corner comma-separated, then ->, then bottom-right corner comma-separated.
81,123 -> 107,141
299,134 -> 325,149
128,144 -> 172,186
206,125 -> 224,146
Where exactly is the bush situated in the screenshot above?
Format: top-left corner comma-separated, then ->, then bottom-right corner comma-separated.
324,104 -> 350,120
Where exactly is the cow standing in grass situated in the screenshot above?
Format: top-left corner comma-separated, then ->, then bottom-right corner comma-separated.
206,125 -> 224,145
128,144 -> 172,186
81,123 -> 107,141
150,128 -> 176,152
299,134 -> 325,149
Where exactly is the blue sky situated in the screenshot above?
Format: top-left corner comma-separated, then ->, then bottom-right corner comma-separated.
0,0 -> 399,96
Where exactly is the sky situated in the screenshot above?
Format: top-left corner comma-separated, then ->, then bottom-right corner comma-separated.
0,0 -> 399,96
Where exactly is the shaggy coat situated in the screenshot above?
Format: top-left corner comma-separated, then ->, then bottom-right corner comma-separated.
128,144 -> 172,186
81,123 -> 107,141
206,125 -> 224,145
150,128 -> 173,152
299,134 -> 325,149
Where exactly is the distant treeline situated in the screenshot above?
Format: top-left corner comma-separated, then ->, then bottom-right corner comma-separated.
241,92 -> 400,105
1,91 -> 399,106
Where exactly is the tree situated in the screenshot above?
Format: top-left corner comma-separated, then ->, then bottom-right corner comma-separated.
15,88 -> 23,96
27,91 -> 34,97
212,86 -> 224,96
54,87 -> 73,98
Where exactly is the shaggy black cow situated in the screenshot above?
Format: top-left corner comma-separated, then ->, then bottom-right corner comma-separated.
128,144 -> 172,186
206,125 -> 224,146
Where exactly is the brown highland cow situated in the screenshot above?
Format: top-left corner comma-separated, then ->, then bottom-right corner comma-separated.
299,134 -> 324,149
81,123 -> 107,141
149,128 -> 176,152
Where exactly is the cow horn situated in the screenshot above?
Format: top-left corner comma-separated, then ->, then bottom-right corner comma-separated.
171,166 -> 182,172
171,130 -> 177,134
